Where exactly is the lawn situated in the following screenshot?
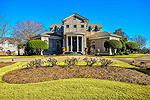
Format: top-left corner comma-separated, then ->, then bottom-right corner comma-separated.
0,55 -> 47,59
102,54 -> 149,58
0,62 -> 150,99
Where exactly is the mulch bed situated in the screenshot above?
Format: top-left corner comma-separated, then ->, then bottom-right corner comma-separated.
129,61 -> 150,70
0,62 -> 16,68
2,65 -> 150,85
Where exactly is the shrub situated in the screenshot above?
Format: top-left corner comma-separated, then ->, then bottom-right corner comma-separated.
18,43 -> 26,49
125,42 -> 139,51
114,53 -> 117,55
23,59 -> 42,68
120,40 -> 126,52
104,40 -> 122,50
83,57 -> 97,66
64,57 -> 80,66
119,52 -> 123,55
46,58 -> 57,66
99,59 -> 112,67
125,52 -> 129,55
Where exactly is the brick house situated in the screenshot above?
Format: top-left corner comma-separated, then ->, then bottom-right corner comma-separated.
33,13 -> 122,55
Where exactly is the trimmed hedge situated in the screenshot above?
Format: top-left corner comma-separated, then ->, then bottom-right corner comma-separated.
26,40 -> 49,50
120,40 -> 126,52
125,42 -> 139,51
18,43 -> 26,49
104,40 -> 122,49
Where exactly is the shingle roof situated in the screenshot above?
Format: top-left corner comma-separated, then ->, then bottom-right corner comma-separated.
88,24 -> 103,29
49,24 -> 63,29
87,31 -> 122,38
40,32 -> 63,37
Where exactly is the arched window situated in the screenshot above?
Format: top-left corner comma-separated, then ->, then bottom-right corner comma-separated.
94,26 -> 97,32
54,26 -> 57,32
91,41 -> 95,49
88,26 -> 91,32
56,40 -> 61,52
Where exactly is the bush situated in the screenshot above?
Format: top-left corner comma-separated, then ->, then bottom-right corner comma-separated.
18,43 -> 26,49
83,57 -> 97,66
46,58 -> 57,66
114,53 -> 117,55
104,40 -> 122,50
125,42 -> 139,51
120,40 -> 126,52
99,59 -> 112,67
119,52 -> 123,55
125,52 -> 129,55
64,57 -> 80,66
23,59 -> 42,68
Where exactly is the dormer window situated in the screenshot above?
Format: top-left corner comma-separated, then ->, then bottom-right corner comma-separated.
88,26 -> 91,32
74,25 -> 77,28
94,26 -> 97,32
60,26 -> 63,32
81,25 -> 84,28
66,25 -> 69,28
54,26 -> 57,32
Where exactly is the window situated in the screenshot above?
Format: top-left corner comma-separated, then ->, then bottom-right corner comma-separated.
81,25 -> 84,28
54,26 -> 57,32
66,25 -> 69,28
94,26 -> 97,32
74,16 -> 76,20
103,40 -> 108,51
91,41 -> 95,49
56,40 -> 61,52
74,25 -> 77,28
88,26 -> 91,32
60,26 -> 63,32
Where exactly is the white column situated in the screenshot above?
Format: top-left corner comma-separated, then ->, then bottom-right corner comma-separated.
66,35 -> 68,52
77,36 -> 79,52
82,35 -> 83,52
71,36 -> 72,52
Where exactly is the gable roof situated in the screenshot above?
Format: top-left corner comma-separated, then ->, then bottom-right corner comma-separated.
87,31 -> 122,38
88,24 -> 103,29
61,13 -> 89,23
49,24 -> 63,29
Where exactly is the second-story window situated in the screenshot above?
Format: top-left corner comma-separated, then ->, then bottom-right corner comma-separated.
54,26 -> 57,32
88,26 -> 91,32
94,26 -> 97,32
60,26 -> 63,32
81,25 -> 84,28
74,25 -> 77,28
66,25 -> 69,28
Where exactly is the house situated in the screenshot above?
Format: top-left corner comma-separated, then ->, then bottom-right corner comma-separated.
0,37 -> 21,55
32,13 -> 122,55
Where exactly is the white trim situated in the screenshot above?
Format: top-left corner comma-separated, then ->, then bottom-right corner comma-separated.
77,35 -> 79,52
65,32 -> 85,35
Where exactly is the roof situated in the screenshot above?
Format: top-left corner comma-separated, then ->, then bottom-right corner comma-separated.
49,24 -> 63,29
0,37 -> 22,44
32,32 -> 63,38
88,24 -> 103,29
61,13 -> 89,22
87,31 -> 122,38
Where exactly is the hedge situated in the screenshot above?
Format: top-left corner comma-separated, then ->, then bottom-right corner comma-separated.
104,40 -> 122,49
26,40 -> 49,50
125,42 -> 139,51
18,43 -> 26,49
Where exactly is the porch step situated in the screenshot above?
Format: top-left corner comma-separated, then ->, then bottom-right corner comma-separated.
65,52 -> 84,55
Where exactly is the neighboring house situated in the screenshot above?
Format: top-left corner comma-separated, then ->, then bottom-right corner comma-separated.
33,13 -> 122,55
0,37 -> 21,55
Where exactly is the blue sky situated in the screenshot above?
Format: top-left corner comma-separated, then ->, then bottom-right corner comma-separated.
1,0 -> 150,48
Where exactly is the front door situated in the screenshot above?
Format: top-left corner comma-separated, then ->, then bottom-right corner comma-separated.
72,38 -> 77,51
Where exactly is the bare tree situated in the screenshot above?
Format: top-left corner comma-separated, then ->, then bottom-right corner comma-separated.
131,35 -> 147,50
0,12 -> 10,43
12,20 -> 47,42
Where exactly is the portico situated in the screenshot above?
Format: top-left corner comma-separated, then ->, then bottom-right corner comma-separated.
66,35 -> 83,52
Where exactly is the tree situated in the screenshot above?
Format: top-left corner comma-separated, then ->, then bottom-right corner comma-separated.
26,40 -> 48,55
113,28 -> 128,42
12,20 -> 47,42
125,42 -> 139,53
120,40 -> 126,52
0,12 -> 11,43
104,39 -> 122,54
131,35 -> 147,50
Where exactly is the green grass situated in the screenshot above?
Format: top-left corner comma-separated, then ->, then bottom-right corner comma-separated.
102,54 -> 149,58
0,62 -> 150,99
0,55 -> 47,59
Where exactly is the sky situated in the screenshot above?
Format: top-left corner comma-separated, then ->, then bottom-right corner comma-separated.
0,0 -> 150,48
